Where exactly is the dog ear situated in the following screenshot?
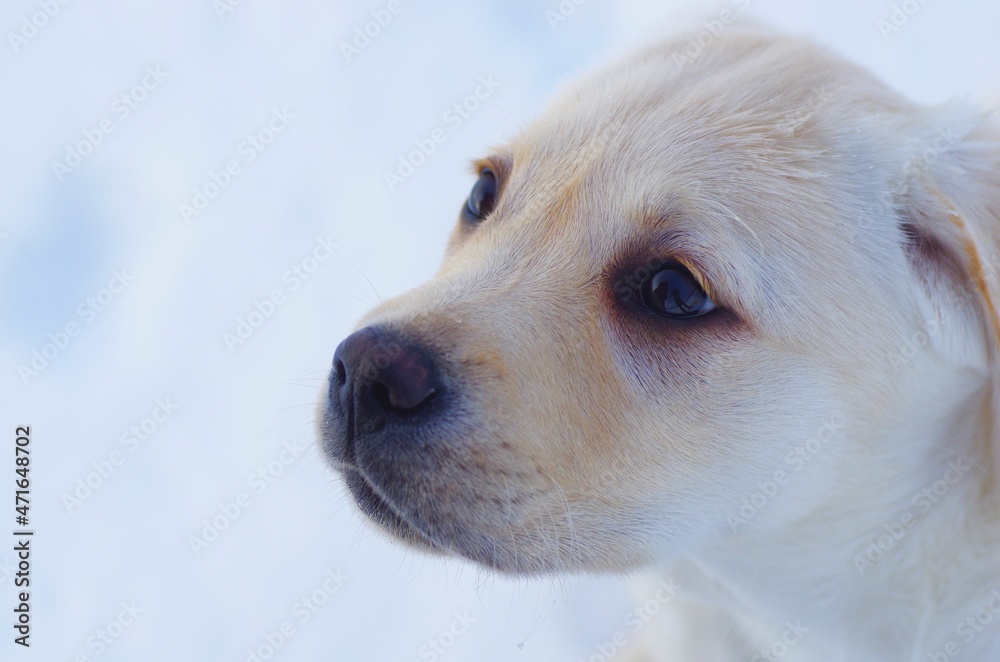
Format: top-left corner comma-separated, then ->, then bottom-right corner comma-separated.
897,107 -> 1000,456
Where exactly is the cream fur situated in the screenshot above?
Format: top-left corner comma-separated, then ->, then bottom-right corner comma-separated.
318,28 -> 1000,661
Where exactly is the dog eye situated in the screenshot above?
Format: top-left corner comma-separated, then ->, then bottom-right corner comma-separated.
639,263 -> 717,319
463,168 -> 497,222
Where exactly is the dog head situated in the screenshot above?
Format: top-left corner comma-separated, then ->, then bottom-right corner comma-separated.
317,30 -> 1000,574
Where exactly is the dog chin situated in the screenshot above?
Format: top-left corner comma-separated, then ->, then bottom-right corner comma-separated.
340,466 -> 564,574
341,468 -> 449,553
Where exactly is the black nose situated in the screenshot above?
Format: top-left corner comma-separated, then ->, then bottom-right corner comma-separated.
331,327 -> 440,427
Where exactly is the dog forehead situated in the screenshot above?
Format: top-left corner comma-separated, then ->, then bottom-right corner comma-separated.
497,100 -> 789,271
504,44 -> 818,239
498,31 -> 914,260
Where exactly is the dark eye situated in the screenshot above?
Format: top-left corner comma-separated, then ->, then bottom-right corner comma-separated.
639,263 -> 717,319
463,168 -> 497,222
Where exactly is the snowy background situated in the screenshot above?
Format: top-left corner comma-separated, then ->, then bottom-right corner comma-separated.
1,1 -> 997,660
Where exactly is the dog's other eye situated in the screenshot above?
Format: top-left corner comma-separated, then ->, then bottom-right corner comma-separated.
639,263 -> 717,319
463,168 -> 497,223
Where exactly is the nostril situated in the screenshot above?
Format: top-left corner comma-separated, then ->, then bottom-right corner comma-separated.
371,374 -> 436,414
334,358 -> 347,387
393,382 -> 435,411
373,351 -> 437,413
370,382 -> 393,412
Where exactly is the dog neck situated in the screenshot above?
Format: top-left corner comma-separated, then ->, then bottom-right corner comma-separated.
689,361 -> 1000,660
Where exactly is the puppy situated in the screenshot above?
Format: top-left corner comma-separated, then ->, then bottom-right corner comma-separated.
317,28 -> 1000,661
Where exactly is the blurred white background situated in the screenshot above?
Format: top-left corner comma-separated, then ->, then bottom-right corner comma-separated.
1,1 -> 997,660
